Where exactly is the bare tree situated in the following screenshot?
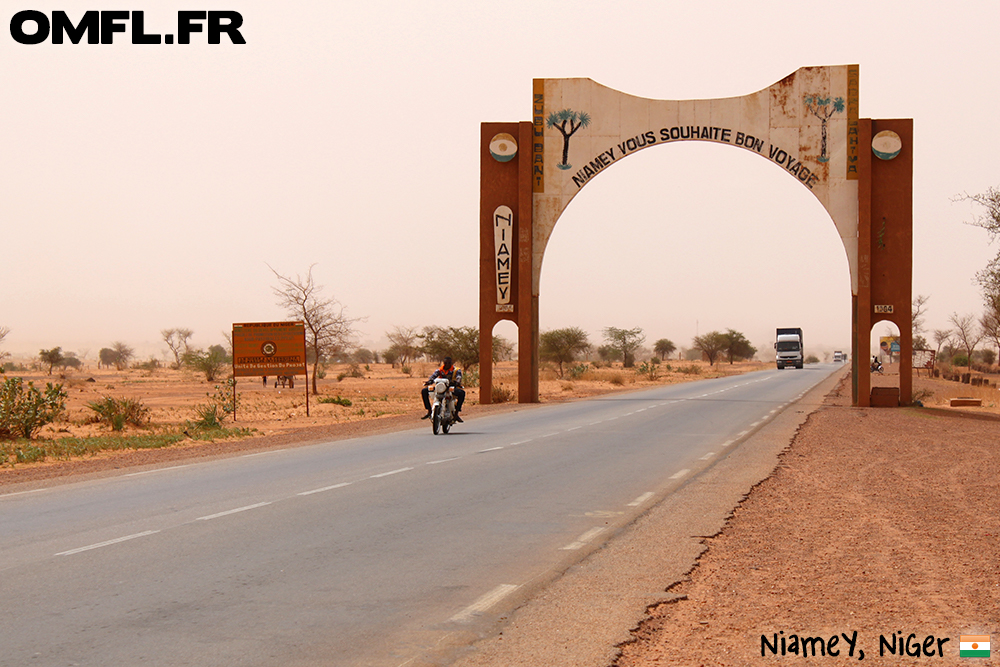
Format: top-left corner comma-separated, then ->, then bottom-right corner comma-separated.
980,310 -> 1000,362
162,328 -> 194,369
385,325 -> 421,367
0,326 -> 10,362
948,312 -> 982,367
912,294 -> 929,336
269,264 -> 362,394
932,328 -> 952,358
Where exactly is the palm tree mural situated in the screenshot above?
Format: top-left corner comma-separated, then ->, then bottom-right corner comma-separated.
546,109 -> 591,170
803,95 -> 845,163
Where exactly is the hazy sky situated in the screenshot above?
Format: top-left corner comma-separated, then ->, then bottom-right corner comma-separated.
3,1 -> 998,362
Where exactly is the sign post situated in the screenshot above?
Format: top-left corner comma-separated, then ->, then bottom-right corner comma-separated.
232,321 -> 309,418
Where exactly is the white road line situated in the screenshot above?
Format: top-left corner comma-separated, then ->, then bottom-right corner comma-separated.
426,457 -> 459,465
370,467 -> 414,478
566,426 -> 582,431
737,430 -> 749,437
197,502 -> 272,521
540,432 -> 559,438
628,492 -> 655,507
241,449 -> 286,457
749,421 -> 761,428
298,482 -> 352,496
670,468 -> 691,480
509,440 -> 531,446
0,487 -> 48,498
57,530 -> 160,556
449,584 -> 520,623
126,464 -> 194,477
561,527 -> 606,550
720,440 -> 735,448
700,452 -> 715,460
588,422 -> 603,426
478,446 -> 504,453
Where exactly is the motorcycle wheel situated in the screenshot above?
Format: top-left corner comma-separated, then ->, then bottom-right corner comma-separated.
442,418 -> 451,434
432,406 -> 441,435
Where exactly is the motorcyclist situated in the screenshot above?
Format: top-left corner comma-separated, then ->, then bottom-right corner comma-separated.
421,356 -> 465,423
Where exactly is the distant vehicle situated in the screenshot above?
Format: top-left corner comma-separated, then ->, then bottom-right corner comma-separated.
775,328 -> 804,369
833,351 -> 845,363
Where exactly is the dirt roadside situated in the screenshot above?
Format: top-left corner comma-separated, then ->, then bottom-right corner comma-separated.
613,376 -> 999,667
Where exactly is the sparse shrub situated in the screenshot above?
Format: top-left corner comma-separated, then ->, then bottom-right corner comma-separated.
678,364 -> 702,375
87,396 -> 150,431
462,367 -> 480,388
0,377 -> 67,440
805,355 -> 820,364
401,365 -> 413,377
608,373 -> 625,386
561,382 -> 574,392
318,395 -> 352,407
189,379 -> 240,430
635,361 -> 660,381
567,363 -> 590,380
952,354 -> 970,367
492,383 -> 516,403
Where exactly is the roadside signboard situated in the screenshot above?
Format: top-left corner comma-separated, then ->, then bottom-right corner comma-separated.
232,321 -> 307,377
231,321 -> 309,419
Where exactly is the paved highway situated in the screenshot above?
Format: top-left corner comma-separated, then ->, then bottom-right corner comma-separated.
0,365 -> 839,667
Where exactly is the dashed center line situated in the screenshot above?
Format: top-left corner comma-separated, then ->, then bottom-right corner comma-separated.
670,468 -> 691,480
56,530 -> 160,556
197,502 -> 272,521
426,457 -> 459,465
298,482 -> 352,496
478,446 -> 504,453
371,467 -> 414,479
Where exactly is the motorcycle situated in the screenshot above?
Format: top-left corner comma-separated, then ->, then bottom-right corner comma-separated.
428,377 -> 458,434
871,356 -> 884,374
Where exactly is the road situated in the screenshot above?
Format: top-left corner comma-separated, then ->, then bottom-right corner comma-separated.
0,365 -> 840,667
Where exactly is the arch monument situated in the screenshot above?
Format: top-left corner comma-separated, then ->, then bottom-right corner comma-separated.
479,65 -> 912,407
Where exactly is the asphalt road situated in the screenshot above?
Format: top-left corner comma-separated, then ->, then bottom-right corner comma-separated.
0,364 -> 841,667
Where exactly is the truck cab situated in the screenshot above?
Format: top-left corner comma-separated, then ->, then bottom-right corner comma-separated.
775,327 -> 804,369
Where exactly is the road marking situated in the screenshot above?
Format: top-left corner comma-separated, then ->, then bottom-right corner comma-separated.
670,468 -> 691,480
57,530 -> 160,556
449,584 -> 520,623
566,426 -> 582,431
561,527 -> 606,550
720,440 -> 735,448
737,430 -> 749,437
509,440 -> 531,446
298,482 -> 351,496
370,467 -> 413,478
628,492 -> 655,507
588,421 -> 603,426
0,487 -> 48,498
700,452 -> 715,460
749,421 -> 761,428
540,432 -> 559,438
197,502 -> 272,521
478,446 -> 504,453
126,464 -> 193,477
426,457 -> 459,465
241,449 -> 286,457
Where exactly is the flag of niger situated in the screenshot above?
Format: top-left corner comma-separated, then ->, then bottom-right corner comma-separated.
960,635 -> 990,658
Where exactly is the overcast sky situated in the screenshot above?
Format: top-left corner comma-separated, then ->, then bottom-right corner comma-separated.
3,1 -> 998,362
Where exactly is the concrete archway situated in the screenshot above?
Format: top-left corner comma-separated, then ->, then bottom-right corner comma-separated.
479,66 -> 912,407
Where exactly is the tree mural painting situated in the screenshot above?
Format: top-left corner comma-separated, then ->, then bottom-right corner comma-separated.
546,109 -> 591,170
803,95 -> 845,163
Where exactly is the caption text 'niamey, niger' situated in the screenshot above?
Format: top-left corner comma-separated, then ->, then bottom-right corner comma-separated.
9,11 -> 245,45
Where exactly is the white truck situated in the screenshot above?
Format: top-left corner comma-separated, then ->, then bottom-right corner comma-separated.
775,327 -> 804,369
